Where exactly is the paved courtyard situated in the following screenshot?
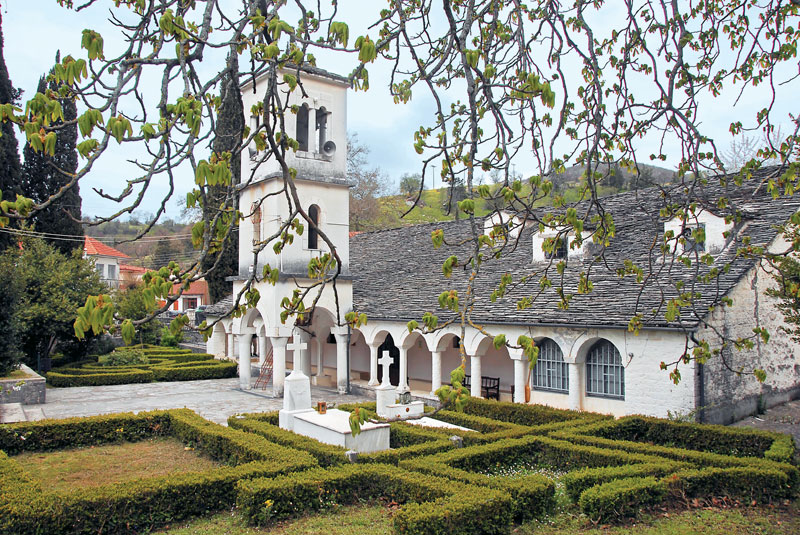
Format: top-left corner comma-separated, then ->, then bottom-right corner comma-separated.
7,378 -> 372,425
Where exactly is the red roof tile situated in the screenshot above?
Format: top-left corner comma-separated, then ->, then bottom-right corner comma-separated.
84,236 -> 130,258
170,279 -> 209,296
119,264 -> 148,273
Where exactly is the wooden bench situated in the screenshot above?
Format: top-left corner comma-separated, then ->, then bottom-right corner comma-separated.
461,374 -> 501,400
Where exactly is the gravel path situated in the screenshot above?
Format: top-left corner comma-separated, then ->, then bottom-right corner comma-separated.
17,378 -> 371,425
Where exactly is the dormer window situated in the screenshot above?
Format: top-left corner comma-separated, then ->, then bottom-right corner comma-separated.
532,229 -> 581,262
664,212 -> 729,255
682,223 -> 705,254
297,104 -> 310,152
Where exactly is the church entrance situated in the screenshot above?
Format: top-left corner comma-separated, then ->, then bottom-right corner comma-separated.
378,334 -> 400,386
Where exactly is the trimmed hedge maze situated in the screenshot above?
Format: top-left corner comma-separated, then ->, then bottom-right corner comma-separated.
0,409 -> 316,534
45,345 -> 237,386
1,398 -> 796,534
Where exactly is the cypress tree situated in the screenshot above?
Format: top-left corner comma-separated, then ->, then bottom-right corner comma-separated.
0,12 -> 22,251
201,52 -> 243,303
20,66 -> 82,256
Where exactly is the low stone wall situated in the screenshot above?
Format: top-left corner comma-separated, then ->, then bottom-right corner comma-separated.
0,365 -> 46,405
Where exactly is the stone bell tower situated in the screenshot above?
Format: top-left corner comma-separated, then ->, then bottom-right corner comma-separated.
229,65 -> 353,394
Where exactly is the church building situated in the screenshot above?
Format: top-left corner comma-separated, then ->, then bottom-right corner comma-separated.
205,66 -> 800,425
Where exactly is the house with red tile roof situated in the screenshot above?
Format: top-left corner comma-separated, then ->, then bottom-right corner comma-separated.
119,263 -> 148,289
83,236 -> 130,289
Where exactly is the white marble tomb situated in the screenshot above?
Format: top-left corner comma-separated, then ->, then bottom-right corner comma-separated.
292,408 -> 390,453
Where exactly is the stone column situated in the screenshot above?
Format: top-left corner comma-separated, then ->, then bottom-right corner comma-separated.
331,326 -> 350,394
238,332 -> 253,390
293,328 -> 312,376
310,108 -> 319,152
257,332 -> 268,367
568,362 -> 581,411
398,347 -> 409,393
431,350 -> 443,395
513,357 -> 526,403
227,332 -> 235,359
469,354 -> 482,398
368,343 -> 380,386
270,335 -> 289,397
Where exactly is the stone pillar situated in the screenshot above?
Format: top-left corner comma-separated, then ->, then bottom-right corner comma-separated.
270,335 -> 290,397
257,332 -> 268,366
568,362 -> 581,411
227,332 -> 235,359
331,326 -> 350,394
513,356 -> 526,403
310,108 -> 319,152
398,347 -> 409,393
293,328 -> 312,377
238,332 -> 253,390
368,343 -> 380,386
431,350 -> 443,395
470,354 -> 482,398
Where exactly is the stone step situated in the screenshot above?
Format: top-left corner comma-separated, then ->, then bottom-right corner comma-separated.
23,406 -> 46,421
0,402 -> 27,423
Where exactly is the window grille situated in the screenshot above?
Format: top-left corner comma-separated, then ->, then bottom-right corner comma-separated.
544,235 -> 568,259
532,338 -> 568,393
586,340 -> 624,399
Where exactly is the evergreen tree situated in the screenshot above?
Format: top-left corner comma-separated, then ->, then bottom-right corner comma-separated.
201,51 -> 243,303
0,13 -> 22,251
20,67 -> 82,256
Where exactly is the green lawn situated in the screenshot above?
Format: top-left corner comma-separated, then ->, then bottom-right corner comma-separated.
14,438 -> 221,493
156,500 -> 800,535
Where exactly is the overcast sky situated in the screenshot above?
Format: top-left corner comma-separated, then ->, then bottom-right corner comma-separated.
3,2 -> 432,220
2,2 -> 796,221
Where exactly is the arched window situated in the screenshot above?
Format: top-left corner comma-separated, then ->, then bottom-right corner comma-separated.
308,204 -> 319,249
297,104 -> 309,152
586,340 -> 624,399
316,106 -> 328,150
532,338 -> 568,393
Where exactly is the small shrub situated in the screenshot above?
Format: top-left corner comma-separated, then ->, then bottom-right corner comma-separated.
98,348 -> 149,367
159,327 -> 183,347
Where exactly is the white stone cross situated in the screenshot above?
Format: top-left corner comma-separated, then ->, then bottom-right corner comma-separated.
287,339 -> 307,355
378,350 -> 394,387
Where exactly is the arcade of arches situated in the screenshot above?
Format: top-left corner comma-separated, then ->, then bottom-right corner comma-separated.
207,310 -> 637,414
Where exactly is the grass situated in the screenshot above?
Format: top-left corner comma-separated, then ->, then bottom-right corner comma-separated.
157,504 -> 393,535
155,499 -> 800,535
14,437 -> 221,493
521,500 -> 800,534
0,369 -> 33,380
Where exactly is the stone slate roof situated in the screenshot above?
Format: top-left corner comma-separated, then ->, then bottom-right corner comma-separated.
205,294 -> 233,316
351,166 -> 800,330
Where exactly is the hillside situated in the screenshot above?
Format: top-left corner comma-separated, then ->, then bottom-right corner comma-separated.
362,162 -> 676,231
85,218 -> 198,268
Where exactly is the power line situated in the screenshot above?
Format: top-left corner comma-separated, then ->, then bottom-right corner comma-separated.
0,226 -> 192,243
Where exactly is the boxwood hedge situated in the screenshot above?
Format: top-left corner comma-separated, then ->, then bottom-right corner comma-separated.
46,346 -> 235,387
0,409 -> 318,535
236,463 -> 514,535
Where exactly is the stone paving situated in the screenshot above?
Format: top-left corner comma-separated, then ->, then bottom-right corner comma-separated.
732,399 -> 800,447
11,378 -> 372,425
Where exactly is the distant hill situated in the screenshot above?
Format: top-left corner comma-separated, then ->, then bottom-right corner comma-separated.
551,162 -> 676,189
356,162 -> 676,231
85,217 -> 198,269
